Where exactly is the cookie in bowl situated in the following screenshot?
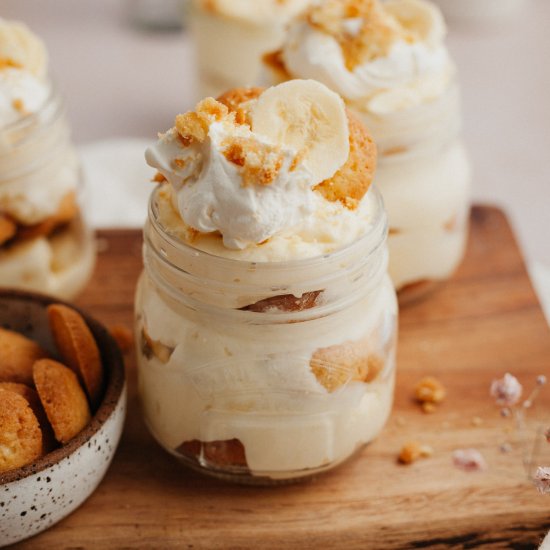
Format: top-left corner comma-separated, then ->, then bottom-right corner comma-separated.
0,290 -> 126,547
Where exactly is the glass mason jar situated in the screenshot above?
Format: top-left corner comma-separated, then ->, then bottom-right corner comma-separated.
190,1 -> 306,99
135,185 -> 398,484
0,82 -> 96,299
353,78 -> 472,301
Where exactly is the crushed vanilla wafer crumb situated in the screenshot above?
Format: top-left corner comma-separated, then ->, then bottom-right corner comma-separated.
0,58 -> 22,71
415,376 -> 446,412
398,441 -> 433,465
175,98 -> 231,145
307,0 -> 412,70
12,98 -> 26,114
223,136 -> 285,187
217,87 -> 263,126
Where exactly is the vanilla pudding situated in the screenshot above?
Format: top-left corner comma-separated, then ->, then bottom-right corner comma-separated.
135,80 -> 398,482
0,19 -> 95,298
268,0 -> 472,295
190,0 -> 311,99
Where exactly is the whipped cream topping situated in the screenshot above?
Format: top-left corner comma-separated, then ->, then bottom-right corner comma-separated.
147,123 -> 315,249
0,67 -> 50,126
0,18 -> 50,127
196,0 -> 312,25
281,0 -> 453,112
0,18 -> 47,77
146,83 -> 353,251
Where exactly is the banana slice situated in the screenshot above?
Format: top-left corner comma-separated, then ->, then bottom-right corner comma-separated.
384,0 -> 446,47
251,79 -> 350,183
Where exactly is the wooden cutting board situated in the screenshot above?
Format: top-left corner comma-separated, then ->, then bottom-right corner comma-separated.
17,206 -> 550,549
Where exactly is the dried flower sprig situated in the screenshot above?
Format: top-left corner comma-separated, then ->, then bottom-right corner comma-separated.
452,449 -> 487,472
490,373 -> 522,408
490,374 -> 548,491
534,467 -> 550,494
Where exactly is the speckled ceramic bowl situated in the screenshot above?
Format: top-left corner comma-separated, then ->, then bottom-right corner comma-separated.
0,290 -> 126,547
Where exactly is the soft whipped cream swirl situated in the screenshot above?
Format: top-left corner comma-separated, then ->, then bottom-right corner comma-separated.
0,18 -> 50,126
281,0 -> 453,113
146,92 -> 344,250
147,124 -> 314,249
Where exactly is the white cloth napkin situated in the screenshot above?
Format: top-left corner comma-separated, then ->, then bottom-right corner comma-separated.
78,138 -> 154,229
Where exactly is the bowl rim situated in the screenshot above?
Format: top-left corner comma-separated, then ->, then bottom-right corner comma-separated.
0,289 -> 126,485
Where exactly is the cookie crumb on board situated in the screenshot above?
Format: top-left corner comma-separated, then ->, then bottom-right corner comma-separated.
414,376 -> 446,413
398,441 -> 433,465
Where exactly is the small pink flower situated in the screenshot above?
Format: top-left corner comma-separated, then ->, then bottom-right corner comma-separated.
452,448 -> 488,472
534,467 -> 550,494
490,373 -> 523,407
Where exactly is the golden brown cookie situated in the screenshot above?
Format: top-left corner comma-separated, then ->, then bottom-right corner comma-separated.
310,338 -> 384,392
0,215 -> 16,245
0,327 -> 50,386
47,304 -> 104,409
0,389 -> 43,473
177,438 -> 248,468
18,191 -> 78,242
0,381 -> 36,402
241,290 -> 322,313
217,87 -> 264,125
314,110 -> 377,209
33,359 -> 91,444
216,88 -> 376,208
0,382 -> 56,452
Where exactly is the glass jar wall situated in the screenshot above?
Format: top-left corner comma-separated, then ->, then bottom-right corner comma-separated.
0,82 -> 96,299
356,80 -> 472,300
135,185 -> 398,484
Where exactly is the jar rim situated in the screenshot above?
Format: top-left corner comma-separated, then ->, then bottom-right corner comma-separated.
147,182 -> 388,272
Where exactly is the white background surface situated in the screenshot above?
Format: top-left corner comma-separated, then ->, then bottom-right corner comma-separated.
1,0 -> 549,319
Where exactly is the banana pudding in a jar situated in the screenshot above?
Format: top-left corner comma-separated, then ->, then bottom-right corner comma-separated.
135,80 -> 397,483
0,19 -> 95,298
266,0 -> 472,299
190,0 -> 312,98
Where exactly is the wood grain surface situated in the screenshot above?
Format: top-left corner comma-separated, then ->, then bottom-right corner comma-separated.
16,206 -> 550,549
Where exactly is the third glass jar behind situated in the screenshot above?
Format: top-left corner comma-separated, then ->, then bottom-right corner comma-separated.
360,78 -> 472,301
